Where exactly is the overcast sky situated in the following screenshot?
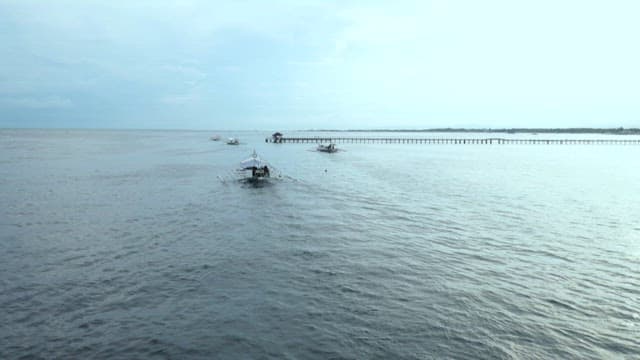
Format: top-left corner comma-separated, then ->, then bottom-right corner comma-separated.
1,0 -> 639,130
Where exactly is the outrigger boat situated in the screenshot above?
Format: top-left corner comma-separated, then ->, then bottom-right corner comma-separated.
239,150 -> 270,181
218,150 -> 283,185
227,137 -> 240,145
317,143 -> 338,153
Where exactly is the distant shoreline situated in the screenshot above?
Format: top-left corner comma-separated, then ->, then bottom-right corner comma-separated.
3,127 -> 640,135
305,128 -> 640,135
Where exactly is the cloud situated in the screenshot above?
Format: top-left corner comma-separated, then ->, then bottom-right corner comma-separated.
0,96 -> 72,109
1,0 -> 639,129
159,93 -> 202,105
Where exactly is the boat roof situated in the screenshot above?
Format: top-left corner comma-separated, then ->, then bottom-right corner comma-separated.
240,151 -> 268,169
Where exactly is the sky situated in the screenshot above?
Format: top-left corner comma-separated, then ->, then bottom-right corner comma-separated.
1,0 -> 639,130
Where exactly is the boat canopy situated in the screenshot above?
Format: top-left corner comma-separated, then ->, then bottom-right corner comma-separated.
240,151 -> 268,169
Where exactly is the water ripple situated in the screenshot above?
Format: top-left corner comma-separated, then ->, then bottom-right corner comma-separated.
1,130 -> 639,359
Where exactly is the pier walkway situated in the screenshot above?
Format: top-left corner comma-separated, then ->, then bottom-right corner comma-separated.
266,137 -> 640,145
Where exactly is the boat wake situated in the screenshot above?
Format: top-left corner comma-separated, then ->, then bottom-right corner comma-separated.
217,171 -> 294,187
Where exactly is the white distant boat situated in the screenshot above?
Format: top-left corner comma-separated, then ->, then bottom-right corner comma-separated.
317,143 -> 338,153
210,135 -> 221,141
227,137 -> 239,145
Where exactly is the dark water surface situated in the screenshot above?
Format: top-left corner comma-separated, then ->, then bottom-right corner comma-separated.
1,129 -> 639,359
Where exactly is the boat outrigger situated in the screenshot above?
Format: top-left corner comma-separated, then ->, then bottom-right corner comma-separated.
317,143 -> 338,153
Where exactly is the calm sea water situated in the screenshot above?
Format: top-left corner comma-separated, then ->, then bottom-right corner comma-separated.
1,129 -> 639,359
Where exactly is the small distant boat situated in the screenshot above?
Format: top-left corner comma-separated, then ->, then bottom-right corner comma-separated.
317,143 -> 338,153
210,135 -> 221,141
239,150 -> 270,181
227,137 -> 239,145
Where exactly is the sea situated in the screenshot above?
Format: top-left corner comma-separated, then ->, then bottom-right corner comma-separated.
1,129 -> 639,359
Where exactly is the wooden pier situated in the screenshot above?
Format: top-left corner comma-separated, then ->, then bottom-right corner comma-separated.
266,137 -> 640,145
